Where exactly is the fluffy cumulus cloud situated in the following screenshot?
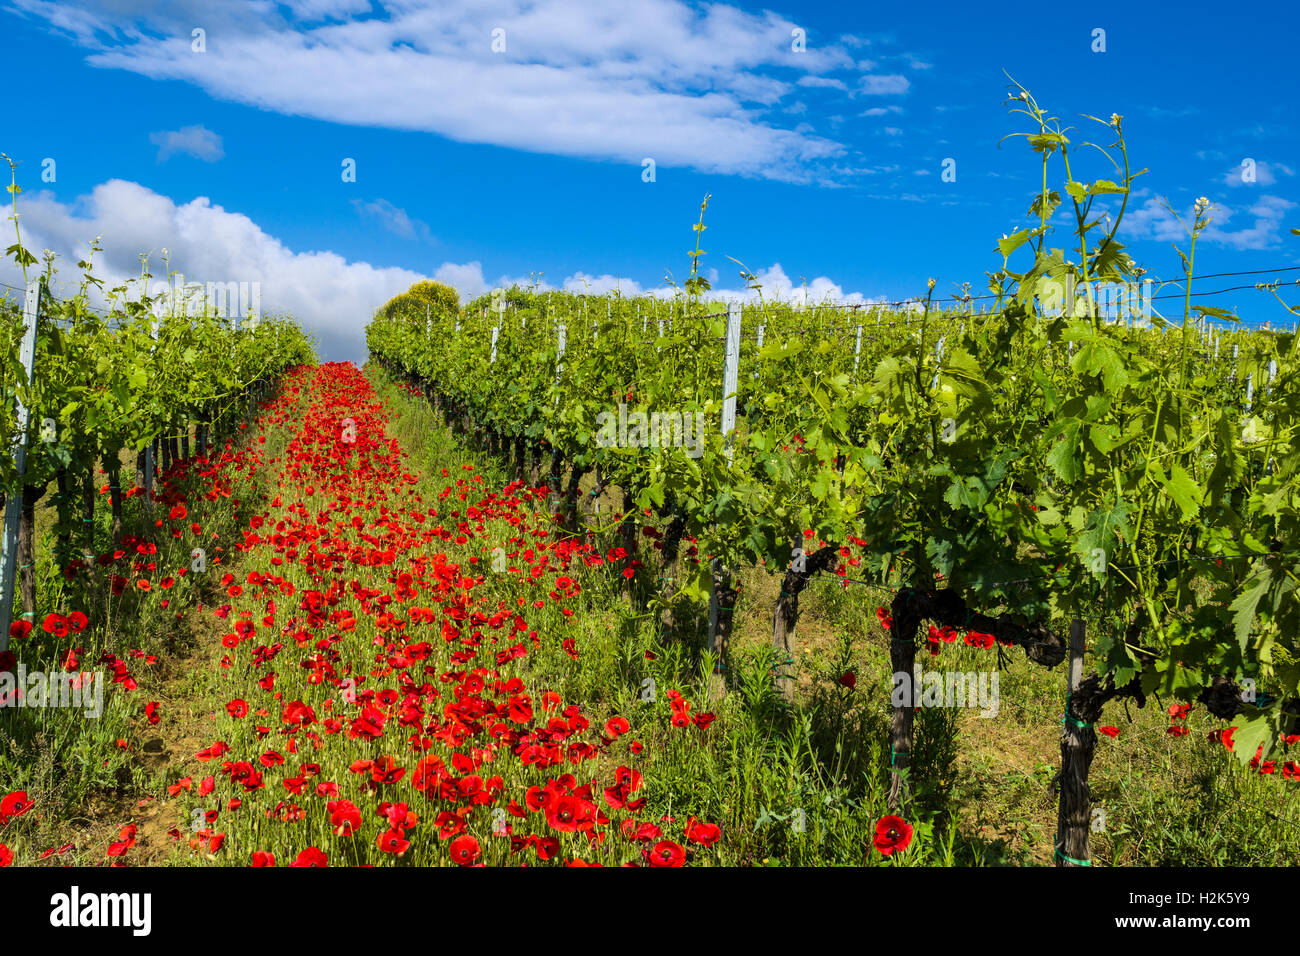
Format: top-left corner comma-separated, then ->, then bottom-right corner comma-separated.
8,0 -> 926,183
1120,194 -> 1298,251
149,125 -> 224,162
2,179 -> 424,361
1203,195 -> 1298,250
710,262 -> 874,305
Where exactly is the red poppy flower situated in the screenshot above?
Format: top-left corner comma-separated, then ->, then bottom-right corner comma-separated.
1,791 -> 34,820
328,799 -> 362,836
226,699 -> 249,718
1210,727 -> 1237,751
873,815 -> 913,856
1099,726 -> 1120,738
0,844 -> 11,867
170,505 -> 188,521
839,671 -> 857,690
928,624 -> 958,644
450,834 -> 481,865
546,794 -> 596,833
108,824 -> 137,858
67,611 -> 88,633
251,851 -> 276,866
684,817 -> 722,847
42,613 -> 68,637
290,847 -> 328,867
8,620 -> 31,641
282,700 -> 316,726
377,829 -> 410,855
647,840 -> 686,867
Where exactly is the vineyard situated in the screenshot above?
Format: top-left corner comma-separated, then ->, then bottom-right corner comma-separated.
2,89 -> 1299,872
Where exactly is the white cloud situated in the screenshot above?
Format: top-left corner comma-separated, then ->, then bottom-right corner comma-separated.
148,125 -> 223,162
1205,195 -> 1297,250
1119,194 -> 1298,251
860,105 -> 902,117
429,261 -> 551,300
430,261 -> 492,299
1117,198 -> 1188,244
562,272 -> 645,296
858,74 -> 910,95
282,0 -> 373,20
351,198 -> 432,241
3,179 -> 423,361
797,75 -> 848,91
13,0 -> 883,184
703,262 -> 871,305
1222,159 -> 1294,188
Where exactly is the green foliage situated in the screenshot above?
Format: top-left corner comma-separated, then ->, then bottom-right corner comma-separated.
397,280 -> 460,318
365,84 -> 1300,772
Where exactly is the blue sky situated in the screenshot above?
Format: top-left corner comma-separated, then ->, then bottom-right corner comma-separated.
2,0 -> 1298,361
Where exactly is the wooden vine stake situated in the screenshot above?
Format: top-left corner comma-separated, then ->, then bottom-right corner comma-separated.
1055,619 -> 1094,867
0,279 -> 42,652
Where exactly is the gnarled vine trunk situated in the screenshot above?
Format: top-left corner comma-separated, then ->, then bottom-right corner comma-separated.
771,541 -> 840,702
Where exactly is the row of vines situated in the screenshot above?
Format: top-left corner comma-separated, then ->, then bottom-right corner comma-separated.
366,89 -> 1300,864
1,191 -> 314,648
